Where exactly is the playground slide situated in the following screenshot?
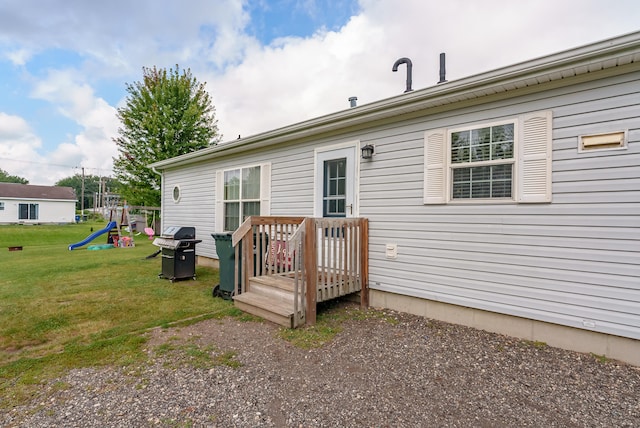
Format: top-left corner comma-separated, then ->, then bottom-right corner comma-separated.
68,221 -> 117,251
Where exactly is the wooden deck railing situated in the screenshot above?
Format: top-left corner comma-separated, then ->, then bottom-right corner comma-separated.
231,216 -> 369,326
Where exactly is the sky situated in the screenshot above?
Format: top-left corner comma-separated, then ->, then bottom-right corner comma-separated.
0,0 -> 639,185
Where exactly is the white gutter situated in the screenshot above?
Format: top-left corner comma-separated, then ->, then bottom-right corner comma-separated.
150,165 -> 164,230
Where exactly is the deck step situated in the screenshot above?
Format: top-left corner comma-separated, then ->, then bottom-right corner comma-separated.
249,275 -> 301,305
233,291 -> 298,328
250,274 -> 296,292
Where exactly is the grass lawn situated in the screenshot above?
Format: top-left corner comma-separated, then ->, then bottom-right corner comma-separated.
0,220 -> 231,408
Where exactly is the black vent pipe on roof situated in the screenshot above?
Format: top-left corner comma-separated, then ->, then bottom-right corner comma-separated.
438,52 -> 447,84
392,57 -> 413,93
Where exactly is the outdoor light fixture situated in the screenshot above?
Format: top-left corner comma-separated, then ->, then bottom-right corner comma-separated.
361,144 -> 374,159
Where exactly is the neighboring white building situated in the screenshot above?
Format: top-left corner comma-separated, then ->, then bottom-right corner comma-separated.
0,183 -> 77,224
150,32 -> 640,365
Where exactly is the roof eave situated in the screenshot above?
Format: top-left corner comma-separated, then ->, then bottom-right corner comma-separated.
150,31 -> 640,170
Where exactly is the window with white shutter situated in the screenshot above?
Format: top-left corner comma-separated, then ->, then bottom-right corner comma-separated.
423,110 -> 552,204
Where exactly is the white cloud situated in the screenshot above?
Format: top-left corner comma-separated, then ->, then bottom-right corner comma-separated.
29,70 -> 119,182
206,11 -> 391,139
4,48 -> 32,66
0,112 -> 52,183
0,0 -> 253,78
207,0 -> 640,140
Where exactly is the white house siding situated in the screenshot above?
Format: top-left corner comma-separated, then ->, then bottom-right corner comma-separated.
158,66 -> 639,342
0,199 -> 75,224
361,71 -> 639,341
161,140 -> 326,257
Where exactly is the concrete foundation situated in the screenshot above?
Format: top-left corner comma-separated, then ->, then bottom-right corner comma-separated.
370,289 -> 640,367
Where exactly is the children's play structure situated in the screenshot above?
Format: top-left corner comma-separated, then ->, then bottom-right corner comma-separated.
143,209 -> 157,239
68,221 -> 117,250
68,198 -> 135,250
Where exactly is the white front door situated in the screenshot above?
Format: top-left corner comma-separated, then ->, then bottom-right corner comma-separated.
314,144 -> 358,218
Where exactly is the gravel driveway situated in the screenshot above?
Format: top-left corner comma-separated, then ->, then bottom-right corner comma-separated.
2,301 -> 639,427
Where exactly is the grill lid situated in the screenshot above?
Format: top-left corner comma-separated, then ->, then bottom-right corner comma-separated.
153,237 -> 202,249
160,226 -> 196,240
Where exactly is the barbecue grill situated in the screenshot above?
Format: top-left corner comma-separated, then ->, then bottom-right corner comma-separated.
153,226 -> 202,282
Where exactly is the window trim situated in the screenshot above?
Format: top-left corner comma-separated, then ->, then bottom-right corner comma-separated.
18,203 -> 39,220
447,118 -> 518,203
215,163 -> 271,232
172,185 -> 181,203
223,166 -> 260,231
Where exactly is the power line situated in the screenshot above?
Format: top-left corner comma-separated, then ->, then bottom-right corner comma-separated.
0,156 -> 78,169
0,156 -> 113,175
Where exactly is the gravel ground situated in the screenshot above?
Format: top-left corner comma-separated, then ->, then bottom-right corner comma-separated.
2,301 -> 639,427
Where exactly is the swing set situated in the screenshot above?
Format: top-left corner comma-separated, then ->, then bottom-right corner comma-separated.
144,209 -> 157,240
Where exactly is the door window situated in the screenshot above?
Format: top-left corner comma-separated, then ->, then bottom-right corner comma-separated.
323,158 -> 347,217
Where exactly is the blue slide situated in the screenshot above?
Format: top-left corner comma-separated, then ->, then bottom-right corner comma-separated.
68,221 -> 117,250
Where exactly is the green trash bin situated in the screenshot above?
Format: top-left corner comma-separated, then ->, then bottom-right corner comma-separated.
211,232 -> 269,300
211,233 -> 236,300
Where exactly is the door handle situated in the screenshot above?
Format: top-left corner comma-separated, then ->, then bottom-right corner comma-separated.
347,204 -> 353,215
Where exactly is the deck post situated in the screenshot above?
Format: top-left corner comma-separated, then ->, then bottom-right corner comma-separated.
360,218 -> 369,309
242,233 -> 252,293
234,244 -> 239,297
304,218 -> 317,325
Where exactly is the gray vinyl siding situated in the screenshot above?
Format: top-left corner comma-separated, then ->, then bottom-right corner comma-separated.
159,68 -> 639,340
361,71 -> 639,340
161,140 -> 327,257
161,163 -> 216,254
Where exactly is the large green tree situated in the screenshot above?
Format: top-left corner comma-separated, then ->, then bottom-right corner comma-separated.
0,168 -> 28,184
113,65 -> 220,206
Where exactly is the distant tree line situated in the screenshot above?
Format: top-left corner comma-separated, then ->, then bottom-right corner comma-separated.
0,168 -> 125,212
0,168 -> 28,184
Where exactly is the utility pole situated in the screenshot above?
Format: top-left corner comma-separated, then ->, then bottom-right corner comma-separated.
81,167 -> 85,220
97,176 -> 102,215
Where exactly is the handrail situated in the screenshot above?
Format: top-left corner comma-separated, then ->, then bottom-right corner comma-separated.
231,216 -> 305,296
231,216 -> 305,247
231,217 -> 253,247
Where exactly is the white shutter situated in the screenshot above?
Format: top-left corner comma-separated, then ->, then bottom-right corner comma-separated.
518,111 -> 552,203
260,163 -> 271,215
215,170 -> 224,232
424,128 -> 447,204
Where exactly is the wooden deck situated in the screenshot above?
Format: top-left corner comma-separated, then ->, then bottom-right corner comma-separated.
231,217 -> 368,328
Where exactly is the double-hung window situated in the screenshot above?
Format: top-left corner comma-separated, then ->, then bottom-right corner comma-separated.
450,122 -> 514,200
216,163 -> 271,232
424,110 -> 552,204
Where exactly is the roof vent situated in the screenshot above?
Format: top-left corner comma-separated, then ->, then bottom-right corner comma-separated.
349,96 -> 358,108
392,57 -> 413,93
438,53 -> 447,84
